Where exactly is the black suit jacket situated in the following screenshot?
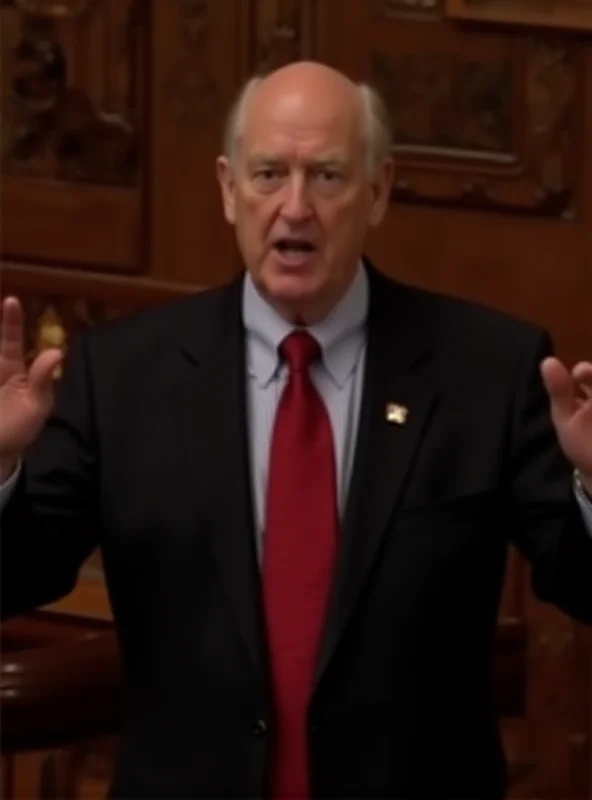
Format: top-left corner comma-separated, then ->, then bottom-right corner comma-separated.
2,264 -> 592,799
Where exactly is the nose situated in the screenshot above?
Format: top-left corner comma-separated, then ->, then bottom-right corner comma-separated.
280,175 -> 313,223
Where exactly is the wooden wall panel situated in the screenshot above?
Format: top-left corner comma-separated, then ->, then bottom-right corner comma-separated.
149,0 -> 252,285
314,0 -> 592,360
0,0 -> 147,272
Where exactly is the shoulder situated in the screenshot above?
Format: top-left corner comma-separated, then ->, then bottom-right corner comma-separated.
88,282 -> 235,344
371,268 -> 551,360
56,278 -> 244,391
75,278 -> 242,367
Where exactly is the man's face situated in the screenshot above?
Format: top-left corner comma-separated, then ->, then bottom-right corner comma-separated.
217,81 -> 392,322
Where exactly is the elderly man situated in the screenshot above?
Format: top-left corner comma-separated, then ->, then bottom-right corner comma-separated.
1,62 -> 591,800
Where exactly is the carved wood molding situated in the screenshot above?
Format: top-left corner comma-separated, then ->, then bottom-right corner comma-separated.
446,0 -> 592,32
254,0 -> 317,74
1,264 -> 196,347
20,296 -> 106,369
13,0 -> 95,18
373,38 -> 578,218
1,0 -> 143,185
377,0 -> 442,18
165,0 -> 221,127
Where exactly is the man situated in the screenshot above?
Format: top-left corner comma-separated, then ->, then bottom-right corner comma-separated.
1,62 -> 591,800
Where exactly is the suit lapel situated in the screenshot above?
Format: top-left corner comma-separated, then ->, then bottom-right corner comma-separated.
315,268 -> 438,689
168,276 -> 269,693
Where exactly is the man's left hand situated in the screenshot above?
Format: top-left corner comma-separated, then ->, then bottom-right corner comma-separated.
541,358 -> 592,495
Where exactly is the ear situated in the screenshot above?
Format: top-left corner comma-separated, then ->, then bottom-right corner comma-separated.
368,158 -> 394,228
216,156 -> 237,225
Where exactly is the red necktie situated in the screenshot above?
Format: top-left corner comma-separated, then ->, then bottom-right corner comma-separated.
263,331 -> 338,799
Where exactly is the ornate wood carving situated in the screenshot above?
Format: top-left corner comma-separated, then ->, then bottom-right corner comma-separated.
21,295 -> 116,368
165,0 -> 220,127
1,0 -> 142,185
373,38 -> 577,217
255,0 -> 316,74
31,305 -> 67,378
374,51 -> 512,152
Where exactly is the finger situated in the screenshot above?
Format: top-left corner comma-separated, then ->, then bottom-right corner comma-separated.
572,361 -> 592,398
0,297 -> 25,365
29,349 -> 63,405
540,356 -> 579,420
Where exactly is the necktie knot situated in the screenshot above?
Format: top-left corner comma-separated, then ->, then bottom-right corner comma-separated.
279,331 -> 321,373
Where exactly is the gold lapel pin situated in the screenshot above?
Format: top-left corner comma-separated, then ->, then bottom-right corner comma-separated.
386,403 -> 409,425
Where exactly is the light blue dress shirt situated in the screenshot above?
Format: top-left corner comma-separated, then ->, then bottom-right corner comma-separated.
242,264 -> 368,562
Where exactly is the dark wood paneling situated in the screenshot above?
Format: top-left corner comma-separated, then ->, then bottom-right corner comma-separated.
0,0 -> 146,272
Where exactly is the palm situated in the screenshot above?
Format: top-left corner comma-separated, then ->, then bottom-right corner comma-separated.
0,298 -> 62,459
541,358 -> 592,480
557,397 -> 592,475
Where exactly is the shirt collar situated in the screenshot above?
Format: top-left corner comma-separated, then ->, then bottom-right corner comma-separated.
242,263 -> 368,389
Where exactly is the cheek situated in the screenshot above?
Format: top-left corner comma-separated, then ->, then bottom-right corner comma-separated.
320,200 -> 367,247
240,197 -> 278,235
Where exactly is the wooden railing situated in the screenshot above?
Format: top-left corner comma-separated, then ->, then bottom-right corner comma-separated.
1,612 -> 121,754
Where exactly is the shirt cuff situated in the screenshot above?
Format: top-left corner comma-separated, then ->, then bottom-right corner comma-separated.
574,470 -> 592,539
0,460 -> 22,513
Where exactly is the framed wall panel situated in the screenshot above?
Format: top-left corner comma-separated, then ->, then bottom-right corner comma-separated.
446,0 -> 592,32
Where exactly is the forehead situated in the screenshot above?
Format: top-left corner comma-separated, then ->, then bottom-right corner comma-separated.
241,89 -> 364,160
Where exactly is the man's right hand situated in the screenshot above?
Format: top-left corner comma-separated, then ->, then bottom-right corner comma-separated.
0,297 -> 63,482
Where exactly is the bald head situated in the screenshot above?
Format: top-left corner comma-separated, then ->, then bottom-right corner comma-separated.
224,62 -> 392,174
249,62 -> 362,126
216,60 -> 394,324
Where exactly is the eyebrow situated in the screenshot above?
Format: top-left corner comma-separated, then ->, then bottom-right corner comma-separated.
247,155 -> 285,167
247,153 -> 350,168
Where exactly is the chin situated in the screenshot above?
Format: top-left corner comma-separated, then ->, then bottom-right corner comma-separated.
267,273 -> 321,302
258,278 -> 324,322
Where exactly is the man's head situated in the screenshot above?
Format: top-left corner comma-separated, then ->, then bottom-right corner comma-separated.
217,62 -> 394,324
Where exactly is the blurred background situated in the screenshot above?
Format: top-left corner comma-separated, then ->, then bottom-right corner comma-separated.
1,0 -> 591,797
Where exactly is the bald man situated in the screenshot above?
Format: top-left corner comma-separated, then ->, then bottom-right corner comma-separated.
1,62 -> 592,800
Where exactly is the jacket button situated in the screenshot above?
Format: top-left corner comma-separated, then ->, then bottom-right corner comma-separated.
252,719 -> 268,739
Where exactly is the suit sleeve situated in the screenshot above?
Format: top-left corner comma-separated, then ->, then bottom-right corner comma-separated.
508,331 -> 592,624
0,335 -> 99,619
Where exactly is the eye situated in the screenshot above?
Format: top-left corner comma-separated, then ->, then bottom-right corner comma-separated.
251,166 -> 285,192
313,168 -> 343,186
255,168 -> 280,180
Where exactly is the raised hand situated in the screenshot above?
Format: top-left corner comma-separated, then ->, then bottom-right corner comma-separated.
0,297 -> 63,480
541,357 -> 592,494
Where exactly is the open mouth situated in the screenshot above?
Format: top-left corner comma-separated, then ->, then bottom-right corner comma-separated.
273,238 -> 317,257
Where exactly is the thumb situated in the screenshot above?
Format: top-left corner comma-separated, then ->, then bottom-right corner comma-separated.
540,356 -> 579,422
29,349 -> 63,405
